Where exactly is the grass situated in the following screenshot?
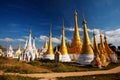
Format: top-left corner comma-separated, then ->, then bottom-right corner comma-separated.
58,73 -> 120,80
28,58 -> 120,72
0,75 -> 38,80
0,57 -> 51,74
0,56 -> 120,74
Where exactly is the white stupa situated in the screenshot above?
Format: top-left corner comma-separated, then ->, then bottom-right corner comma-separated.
6,45 -> 14,58
19,30 -> 37,61
32,37 -> 38,59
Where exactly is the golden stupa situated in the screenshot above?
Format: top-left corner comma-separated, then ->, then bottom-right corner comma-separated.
44,26 -> 54,60
77,13 -> 94,65
43,39 -> 48,49
59,22 -> 71,62
15,44 -> 21,58
99,32 -> 110,66
68,10 -> 82,54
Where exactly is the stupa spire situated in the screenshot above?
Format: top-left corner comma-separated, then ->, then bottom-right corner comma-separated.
59,21 -> 71,62
43,39 -> 48,49
46,25 -> 54,54
104,33 -> 113,55
99,31 -> 110,66
32,37 -> 36,49
26,29 -> 32,51
92,30 -> 102,68
60,22 -> 68,54
18,44 -> 21,50
15,44 -> 21,57
77,12 -> 94,65
71,10 -> 82,49
81,13 -> 93,54
93,30 -> 100,55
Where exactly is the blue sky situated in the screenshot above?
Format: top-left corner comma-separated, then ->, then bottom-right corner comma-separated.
0,0 -> 120,49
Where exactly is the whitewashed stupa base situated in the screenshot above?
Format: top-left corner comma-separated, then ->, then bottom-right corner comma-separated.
77,54 -> 94,65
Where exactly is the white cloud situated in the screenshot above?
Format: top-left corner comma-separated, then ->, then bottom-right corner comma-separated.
0,38 -> 14,42
91,28 -> 120,46
52,37 -> 61,43
106,28 -> 120,35
16,39 -> 25,42
65,27 -> 100,34
39,35 -> 60,43
105,28 -> 120,46
0,38 -> 26,42
40,35 -> 71,44
65,27 -> 83,32
39,35 -> 49,41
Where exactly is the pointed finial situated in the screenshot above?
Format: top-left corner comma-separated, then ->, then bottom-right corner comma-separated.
50,24 -> 52,36
62,20 -> 64,30
82,10 -> 87,24
74,9 -> 77,15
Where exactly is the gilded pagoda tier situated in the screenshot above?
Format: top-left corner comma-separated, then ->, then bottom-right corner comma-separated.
68,46 -> 82,54
68,10 -> 82,54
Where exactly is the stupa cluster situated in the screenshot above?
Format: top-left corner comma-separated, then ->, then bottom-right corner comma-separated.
0,10 -> 118,68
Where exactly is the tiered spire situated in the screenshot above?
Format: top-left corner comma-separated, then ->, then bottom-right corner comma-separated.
60,22 -> 68,54
71,10 -> 82,53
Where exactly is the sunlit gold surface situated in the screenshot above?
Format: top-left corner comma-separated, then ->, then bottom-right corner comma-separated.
59,23 -> 68,55
46,27 -> 54,54
80,14 -> 93,54
43,39 -> 48,49
68,10 -> 82,54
